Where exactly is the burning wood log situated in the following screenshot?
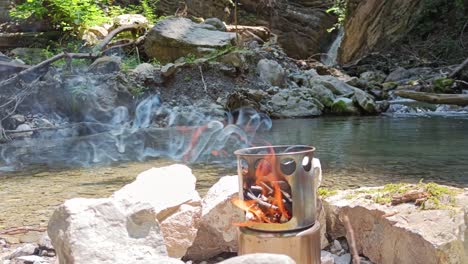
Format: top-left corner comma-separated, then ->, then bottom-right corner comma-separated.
246,191 -> 279,210
391,190 -> 429,205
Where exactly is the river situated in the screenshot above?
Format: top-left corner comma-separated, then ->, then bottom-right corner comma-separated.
1,115 -> 467,232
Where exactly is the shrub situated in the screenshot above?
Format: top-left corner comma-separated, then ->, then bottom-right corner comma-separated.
10,0 -> 109,32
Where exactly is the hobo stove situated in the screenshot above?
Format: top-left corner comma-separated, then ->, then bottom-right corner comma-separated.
234,145 -> 321,264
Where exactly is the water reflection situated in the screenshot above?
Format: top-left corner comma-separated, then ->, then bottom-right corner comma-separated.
267,116 -> 468,188
1,116 -> 467,231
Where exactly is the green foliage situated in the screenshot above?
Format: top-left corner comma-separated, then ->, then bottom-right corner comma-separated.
343,181 -> 460,210
11,0 -> 109,32
331,100 -> 348,113
121,57 -> 140,71
318,188 -> 338,198
184,53 -> 198,64
433,78 -> 454,93
10,0 -> 163,33
123,0 -> 161,24
326,0 -> 346,32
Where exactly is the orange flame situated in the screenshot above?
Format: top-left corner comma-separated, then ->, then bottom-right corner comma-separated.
232,146 -> 292,226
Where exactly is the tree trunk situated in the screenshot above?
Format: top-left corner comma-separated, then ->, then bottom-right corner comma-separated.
395,90 -> 468,106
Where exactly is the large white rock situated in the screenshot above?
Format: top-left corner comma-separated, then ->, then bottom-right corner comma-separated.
48,198 -> 167,264
323,187 -> 468,264
218,253 -> 296,264
144,17 -> 236,62
112,164 -> 202,258
48,164 -> 202,262
185,176 -> 243,260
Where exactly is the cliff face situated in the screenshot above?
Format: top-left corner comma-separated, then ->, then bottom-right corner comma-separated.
156,0 -> 337,59
338,0 -> 424,64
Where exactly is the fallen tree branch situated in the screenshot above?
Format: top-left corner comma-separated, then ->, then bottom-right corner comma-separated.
343,215 -> 360,264
395,90 -> 468,106
0,61 -> 31,75
0,24 -> 147,89
391,190 -> 429,206
93,24 -> 146,54
449,57 -> 468,78
0,226 -> 46,235
198,65 -> 208,92
0,52 -> 96,88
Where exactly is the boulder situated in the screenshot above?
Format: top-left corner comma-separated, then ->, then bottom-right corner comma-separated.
360,71 -> 387,84
15,255 -> 49,264
218,253 -> 296,264
185,176 -> 243,260
81,26 -> 108,45
88,56 -> 121,74
321,251 -> 335,264
225,89 -> 264,111
161,63 -> 177,78
323,187 -> 468,264
48,198 -> 167,264
203,17 -> 226,31
3,114 -> 26,130
144,17 -> 236,62
218,51 -> 249,71
310,76 -> 355,96
155,0 -> 336,59
132,63 -> 156,79
6,244 -> 38,259
112,164 -> 202,258
10,124 -> 33,139
268,88 -> 323,118
257,59 -> 286,87
113,14 -> 149,28
331,97 -> 359,115
309,84 -> 336,107
352,89 -> 378,114
385,67 -> 411,82
333,253 -> 351,264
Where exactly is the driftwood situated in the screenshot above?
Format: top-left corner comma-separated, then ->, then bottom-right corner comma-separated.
391,190 -> 429,205
449,57 -> 468,78
343,215 -> 360,264
395,90 -> 468,106
0,226 -> 46,235
0,24 -> 146,89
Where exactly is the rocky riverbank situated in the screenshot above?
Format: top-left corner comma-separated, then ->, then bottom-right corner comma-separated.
2,164 -> 466,264
1,14 -> 467,147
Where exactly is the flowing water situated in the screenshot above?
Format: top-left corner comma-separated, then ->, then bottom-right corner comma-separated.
322,28 -> 344,66
1,115 -> 468,233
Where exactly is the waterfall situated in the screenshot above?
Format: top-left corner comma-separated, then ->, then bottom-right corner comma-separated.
322,28 -> 344,66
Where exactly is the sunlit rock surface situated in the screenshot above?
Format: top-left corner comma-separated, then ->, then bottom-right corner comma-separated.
217,253 -> 296,264
338,0 -> 424,64
48,164 -> 202,262
186,175 -> 243,260
322,187 -> 468,264
112,164 -> 202,258
144,17 -> 236,63
155,0 -> 336,59
48,198 -> 168,264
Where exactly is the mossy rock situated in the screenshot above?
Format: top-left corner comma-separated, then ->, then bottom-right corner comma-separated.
433,78 -> 454,93
330,97 -> 359,115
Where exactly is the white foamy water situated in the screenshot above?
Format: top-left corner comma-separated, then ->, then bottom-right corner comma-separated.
322,28 -> 344,66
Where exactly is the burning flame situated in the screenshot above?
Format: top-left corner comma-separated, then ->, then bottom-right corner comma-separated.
232,146 -> 292,226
